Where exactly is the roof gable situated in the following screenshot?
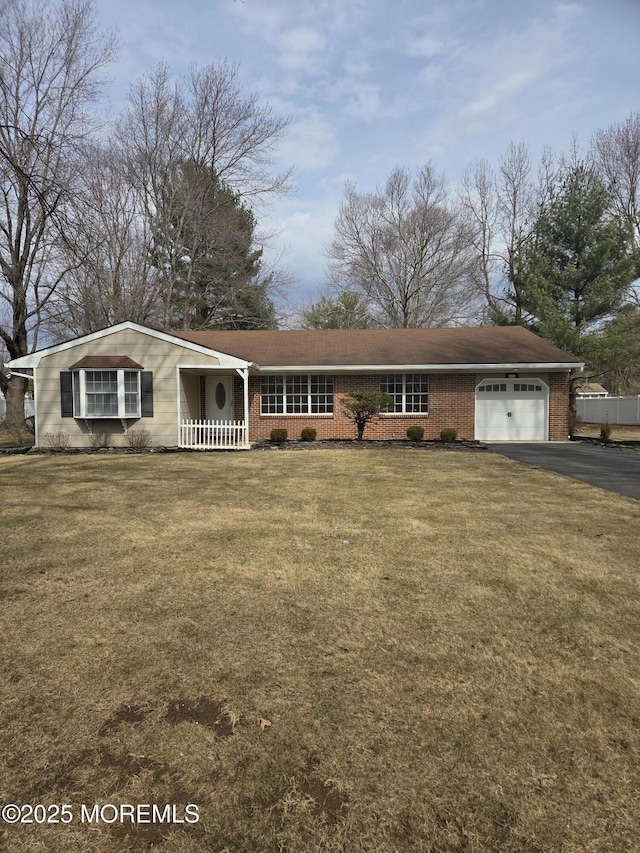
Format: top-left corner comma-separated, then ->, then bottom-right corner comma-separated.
8,322 -> 253,370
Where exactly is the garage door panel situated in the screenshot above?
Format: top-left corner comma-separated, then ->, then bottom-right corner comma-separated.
475,380 -> 548,441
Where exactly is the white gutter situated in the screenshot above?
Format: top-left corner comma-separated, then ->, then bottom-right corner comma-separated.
258,362 -> 583,373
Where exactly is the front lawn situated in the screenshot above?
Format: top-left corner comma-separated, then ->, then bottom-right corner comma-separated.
1,451 -> 638,852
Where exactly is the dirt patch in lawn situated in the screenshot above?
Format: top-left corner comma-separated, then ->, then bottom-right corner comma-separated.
295,773 -> 349,825
166,696 -> 236,737
98,702 -> 151,735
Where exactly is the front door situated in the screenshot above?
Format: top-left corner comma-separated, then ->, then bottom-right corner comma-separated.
206,376 -> 234,421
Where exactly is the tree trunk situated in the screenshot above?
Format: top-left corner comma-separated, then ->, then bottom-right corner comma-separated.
4,374 -> 27,432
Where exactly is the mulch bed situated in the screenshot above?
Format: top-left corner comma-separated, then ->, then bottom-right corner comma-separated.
570,435 -> 640,449
252,438 -> 488,452
13,439 -> 488,454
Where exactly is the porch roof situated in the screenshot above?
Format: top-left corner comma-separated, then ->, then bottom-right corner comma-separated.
68,355 -> 144,370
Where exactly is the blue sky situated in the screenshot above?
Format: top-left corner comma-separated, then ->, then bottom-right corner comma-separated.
96,0 -> 640,316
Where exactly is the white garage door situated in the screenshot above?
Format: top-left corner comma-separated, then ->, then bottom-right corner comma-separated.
475,379 -> 548,441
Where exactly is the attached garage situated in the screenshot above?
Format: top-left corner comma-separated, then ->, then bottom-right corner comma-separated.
475,379 -> 549,441
9,324 -> 582,447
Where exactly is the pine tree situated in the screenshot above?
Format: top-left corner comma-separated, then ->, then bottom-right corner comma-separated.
150,160 -> 276,330
519,164 -> 637,360
302,291 -> 373,329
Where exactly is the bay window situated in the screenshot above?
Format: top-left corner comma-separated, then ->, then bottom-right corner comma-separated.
72,369 -> 141,418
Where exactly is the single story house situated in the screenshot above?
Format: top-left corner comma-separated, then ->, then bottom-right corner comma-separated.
575,382 -> 609,398
8,322 -> 583,448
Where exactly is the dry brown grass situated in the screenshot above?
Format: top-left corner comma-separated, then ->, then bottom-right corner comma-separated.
0,450 -> 639,852
0,423 -> 34,448
575,422 -> 640,440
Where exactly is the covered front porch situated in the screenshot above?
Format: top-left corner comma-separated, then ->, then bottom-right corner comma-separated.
177,365 -> 251,450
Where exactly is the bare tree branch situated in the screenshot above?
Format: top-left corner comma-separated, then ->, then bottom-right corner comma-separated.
328,164 -> 479,328
0,0 -> 115,425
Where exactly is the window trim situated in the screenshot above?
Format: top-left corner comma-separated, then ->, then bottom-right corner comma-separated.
379,373 -> 429,415
260,374 -> 334,416
72,368 -> 141,418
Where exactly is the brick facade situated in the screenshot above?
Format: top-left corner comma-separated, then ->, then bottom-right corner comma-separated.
548,372 -> 572,440
228,371 -> 573,442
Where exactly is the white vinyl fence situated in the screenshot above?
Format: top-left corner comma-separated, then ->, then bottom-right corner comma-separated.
0,397 -> 35,423
577,395 -> 640,425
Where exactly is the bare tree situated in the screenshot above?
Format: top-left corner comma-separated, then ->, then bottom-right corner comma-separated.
592,112 -> 640,251
0,0 -> 115,427
115,61 -> 292,331
45,142 -> 162,338
327,164 -> 478,328
459,141 -> 541,324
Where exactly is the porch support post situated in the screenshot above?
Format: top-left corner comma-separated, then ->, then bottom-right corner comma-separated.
237,367 -> 249,447
176,366 -> 182,446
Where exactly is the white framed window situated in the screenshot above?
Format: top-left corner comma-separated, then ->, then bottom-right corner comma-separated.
72,369 -> 141,418
513,382 -> 543,392
380,374 -> 429,413
260,375 -> 334,415
477,382 -> 507,393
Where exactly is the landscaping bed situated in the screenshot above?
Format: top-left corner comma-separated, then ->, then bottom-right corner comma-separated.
252,437 -> 488,451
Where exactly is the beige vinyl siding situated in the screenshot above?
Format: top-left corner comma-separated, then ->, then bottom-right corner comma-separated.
35,329 -> 220,447
180,373 -> 201,421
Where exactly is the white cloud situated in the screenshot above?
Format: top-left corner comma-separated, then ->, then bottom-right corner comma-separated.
276,109 -> 340,172
267,192 -> 342,306
93,0 -> 640,309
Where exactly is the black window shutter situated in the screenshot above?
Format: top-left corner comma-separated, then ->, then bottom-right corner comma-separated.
60,372 -> 73,417
141,372 -> 154,417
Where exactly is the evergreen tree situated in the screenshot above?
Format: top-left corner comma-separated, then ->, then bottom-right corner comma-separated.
519,164 -> 637,360
302,291 -> 373,329
588,304 -> 640,394
150,160 -> 276,330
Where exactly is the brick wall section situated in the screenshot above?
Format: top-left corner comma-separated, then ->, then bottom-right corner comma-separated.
548,372 -> 572,440
234,373 -> 478,441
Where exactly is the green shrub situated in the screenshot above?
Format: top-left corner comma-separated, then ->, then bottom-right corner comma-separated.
440,428 -> 458,442
300,427 -> 317,442
341,391 -> 394,440
406,425 -> 424,442
599,422 -> 612,441
270,428 -> 288,443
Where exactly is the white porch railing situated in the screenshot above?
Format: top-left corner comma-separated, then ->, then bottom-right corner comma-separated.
179,420 -> 248,450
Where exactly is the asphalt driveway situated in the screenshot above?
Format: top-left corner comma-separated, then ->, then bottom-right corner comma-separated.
491,441 -> 640,501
